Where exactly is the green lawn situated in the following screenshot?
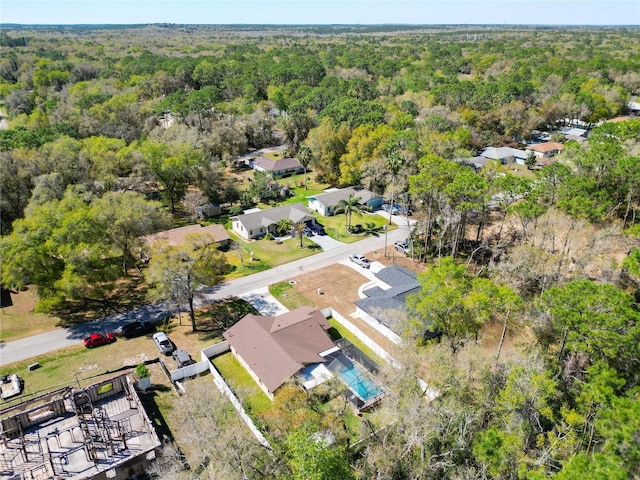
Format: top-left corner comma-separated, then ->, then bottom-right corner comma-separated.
254,172 -> 329,207
328,318 -> 384,366
212,352 -> 272,414
0,338 -> 161,411
319,396 -> 369,442
0,288 -> 64,343
318,211 -> 395,244
269,281 -> 316,310
222,231 -> 320,280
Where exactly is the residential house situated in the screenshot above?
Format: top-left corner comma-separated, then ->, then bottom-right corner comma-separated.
222,306 -> 336,398
140,223 -> 231,251
307,186 -> 384,216
250,156 -> 304,177
525,141 -> 564,159
355,265 -> 423,344
231,202 -> 316,240
556,126 -> 588,138
462,155 -> 494,172
463,147 -> 530,170
480,146 -> 529,165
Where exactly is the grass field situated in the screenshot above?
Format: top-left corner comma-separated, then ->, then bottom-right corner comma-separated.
0,298 -> 254,410
328,318 -> 384,366
212,352 -> 272,414
268,281 -> 316,310
222,231 -> 320,280
317,211 -> 394,243
0,288 -> 63,343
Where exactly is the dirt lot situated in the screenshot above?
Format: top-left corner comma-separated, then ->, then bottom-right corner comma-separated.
287,246 -> 529,362
290,247 -> 424,314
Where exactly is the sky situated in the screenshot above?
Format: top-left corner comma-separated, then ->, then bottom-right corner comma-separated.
1,0 -> 639,26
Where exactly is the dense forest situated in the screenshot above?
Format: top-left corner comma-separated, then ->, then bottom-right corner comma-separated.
1,24 -> 640,479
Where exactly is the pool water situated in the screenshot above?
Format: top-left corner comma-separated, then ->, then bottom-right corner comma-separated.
339,363 -> 384,401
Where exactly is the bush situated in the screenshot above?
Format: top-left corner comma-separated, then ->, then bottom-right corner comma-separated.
135,363 -> 150,379
265,232 -> 274,240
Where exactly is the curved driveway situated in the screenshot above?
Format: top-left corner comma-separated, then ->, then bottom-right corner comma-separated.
0,224 -> 411,365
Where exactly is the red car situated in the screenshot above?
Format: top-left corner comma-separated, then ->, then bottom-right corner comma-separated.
83,332 -> 116,348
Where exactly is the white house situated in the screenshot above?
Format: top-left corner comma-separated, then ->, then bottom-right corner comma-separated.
525,141 -> 564,159
231,202 -> 316,240
307,187 -> 383,216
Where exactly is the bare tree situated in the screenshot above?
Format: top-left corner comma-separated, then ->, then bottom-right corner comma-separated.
147,376 -> 280,479
182,190 -> 208,221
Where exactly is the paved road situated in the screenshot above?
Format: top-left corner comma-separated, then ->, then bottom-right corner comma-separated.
0,224 -> 410,365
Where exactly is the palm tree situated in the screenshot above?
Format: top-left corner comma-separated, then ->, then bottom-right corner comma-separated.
334,194 -> 365,234
384,151 -> 404,256
297,145 -> 313,190
276,218 -> 293,236
293,222 -> 306,248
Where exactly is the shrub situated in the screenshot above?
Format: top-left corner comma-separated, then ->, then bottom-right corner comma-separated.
135,363 -> 150,379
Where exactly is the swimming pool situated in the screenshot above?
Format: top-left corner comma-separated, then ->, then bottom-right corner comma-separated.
338,363 -> 384,402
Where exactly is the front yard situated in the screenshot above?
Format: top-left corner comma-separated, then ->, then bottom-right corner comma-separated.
222,230 -> 320,279
315,210 -> 393,243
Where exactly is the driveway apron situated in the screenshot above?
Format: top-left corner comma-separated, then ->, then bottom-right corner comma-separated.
309,234 -> 346,251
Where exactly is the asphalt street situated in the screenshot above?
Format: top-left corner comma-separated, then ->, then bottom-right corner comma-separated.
0,220 -> 411,365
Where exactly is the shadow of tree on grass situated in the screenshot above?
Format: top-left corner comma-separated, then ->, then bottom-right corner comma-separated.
191,297 -> 259,342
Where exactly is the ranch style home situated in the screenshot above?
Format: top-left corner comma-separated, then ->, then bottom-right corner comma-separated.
249,156 -> 304,177
231,202 -> 316,240
222,306 -> 336,398
140,223 -> 231,251
307,186 -> 384,216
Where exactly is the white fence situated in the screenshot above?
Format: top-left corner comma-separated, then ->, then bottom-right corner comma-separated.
321,307 -> 399,368
201,341 -> 230,359
170,360 -> 210,382
202,341 -> 271,449
355,308 -> 402,345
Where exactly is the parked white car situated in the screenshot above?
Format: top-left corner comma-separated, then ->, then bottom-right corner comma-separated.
394,240 -> 410,254
152,332 -> 175,355
349,253 -> 371,268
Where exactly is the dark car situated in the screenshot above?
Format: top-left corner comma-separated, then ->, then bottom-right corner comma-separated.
84,332 -> 116,348
121,321 -> 156,338
172,349 -> 194,368
310,224 -> 325,235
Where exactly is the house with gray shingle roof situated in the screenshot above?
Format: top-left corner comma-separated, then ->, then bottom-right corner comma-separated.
307,186 -> 383,216
462,147 -> 529,171
481,146 -> 529,165
462,155 -> 494,172
231,202 -> 316,240
355,265 -> 422,342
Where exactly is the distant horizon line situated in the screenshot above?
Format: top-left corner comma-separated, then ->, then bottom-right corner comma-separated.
2,22 -> 638,27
